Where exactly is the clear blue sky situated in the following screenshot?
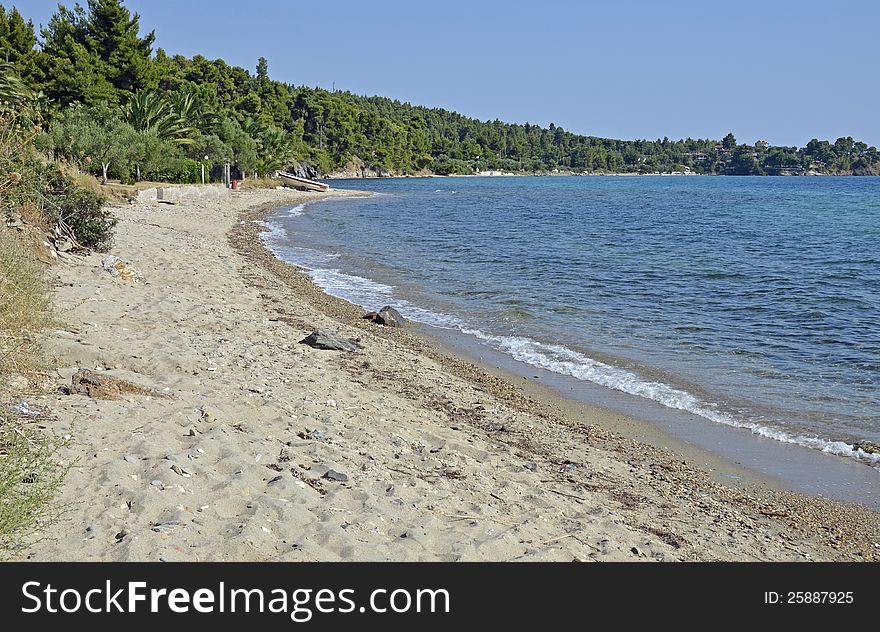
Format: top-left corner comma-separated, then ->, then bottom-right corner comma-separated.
14,0 -> 880,147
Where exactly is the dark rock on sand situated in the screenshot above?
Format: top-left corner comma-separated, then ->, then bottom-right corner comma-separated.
377,306 -> 405,328
300,330 -> 361,352
323,469 -> 349,482
854,441 -> 880,454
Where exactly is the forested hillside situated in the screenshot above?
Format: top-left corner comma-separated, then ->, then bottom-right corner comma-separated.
2,0 -> 878,182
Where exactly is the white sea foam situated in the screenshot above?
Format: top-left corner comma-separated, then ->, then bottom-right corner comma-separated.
460,329 -> 880,466
255,205 -> 305,242
260,218 -> 462,329
303,266 -> 464,329
255,219 -> 282,237
308,268 -> 394,305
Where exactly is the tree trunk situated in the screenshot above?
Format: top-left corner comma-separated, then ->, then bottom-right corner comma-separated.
101,163 -> 109,185
136,164 -> 141,181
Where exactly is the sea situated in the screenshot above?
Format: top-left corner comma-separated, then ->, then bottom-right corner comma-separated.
261,175 -> 880,504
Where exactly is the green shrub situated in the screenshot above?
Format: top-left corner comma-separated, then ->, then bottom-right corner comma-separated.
0,232 -> 51,376
139,156 -> 200,184
51,183 -> 115,251
0,233 -> 67,556
432,157 -> 474,175
167,158 -> 201,184
0,410 -> 68,556
2,106 -> 116,252
11,159 -> 115,251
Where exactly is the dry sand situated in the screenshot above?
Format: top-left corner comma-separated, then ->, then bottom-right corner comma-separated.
20,187 -> 880,562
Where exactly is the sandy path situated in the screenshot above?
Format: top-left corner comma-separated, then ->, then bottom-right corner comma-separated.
21,188 -> 878,562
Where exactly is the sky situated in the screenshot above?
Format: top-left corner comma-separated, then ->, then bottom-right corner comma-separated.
13,0 -> 880,147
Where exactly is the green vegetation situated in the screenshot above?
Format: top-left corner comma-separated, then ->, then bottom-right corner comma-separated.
2,104 -> 115,250
0,231 -> 50,376
0,221 -> 67,556
0,231 -> 66,555
0,81 -> 75,556
2,0 -> 879,182
0,408 -> 67,556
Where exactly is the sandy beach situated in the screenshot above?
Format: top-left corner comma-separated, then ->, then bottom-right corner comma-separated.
19,187 -> 879,562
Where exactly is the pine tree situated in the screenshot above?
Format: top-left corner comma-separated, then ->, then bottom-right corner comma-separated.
722,132 -> 737,151
0,6 -> 40,88
256,57 -> 269,83
86,0 -> 157,96
38,4 -> 115,105
38,0 -> 156,105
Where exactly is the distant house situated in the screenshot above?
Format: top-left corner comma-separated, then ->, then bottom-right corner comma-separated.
755,140 -> 770,149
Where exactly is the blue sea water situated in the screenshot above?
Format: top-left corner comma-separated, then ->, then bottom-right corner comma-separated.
262,176 -> 880,469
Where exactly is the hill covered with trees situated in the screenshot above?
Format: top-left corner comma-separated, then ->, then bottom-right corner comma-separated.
2,0 -> 879,182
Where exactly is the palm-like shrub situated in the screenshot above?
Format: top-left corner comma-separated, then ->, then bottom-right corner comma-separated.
123,91 -> 195,146
0,63 -> 31,106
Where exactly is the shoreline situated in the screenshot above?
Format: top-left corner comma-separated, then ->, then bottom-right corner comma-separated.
422,323 -> 880,508
239,201 -> 774,491
256,187 -> 880,507
231,190 -> 880,558
22,186 -> 879,562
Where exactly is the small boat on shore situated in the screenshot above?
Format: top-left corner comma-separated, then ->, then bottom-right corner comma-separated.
278,171 -> 330,192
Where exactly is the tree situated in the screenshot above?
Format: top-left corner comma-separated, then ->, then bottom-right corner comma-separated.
0,60 -> 30,104
131,127 -> 181,180
171,88 -> 218,133
86,0 -> 157,94
38,5 -> 115,105
730,145 -> 761,175
254,126 -> 295,176
722,132 -> 736,150
37,0 -> 156,105
218,117 -> 258,174
256,56 -> 269,84
40,102 -> 138,182
0,6 -> 40,88
123,91 -> 196,145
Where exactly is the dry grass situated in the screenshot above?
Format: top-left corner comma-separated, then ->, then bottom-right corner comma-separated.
16,202 -> 50,231
0,230 -> 51,377
0,407 -> 68,556
71,172 -> 103,197
100,182 -> 138,204
0,229 -> 66,554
